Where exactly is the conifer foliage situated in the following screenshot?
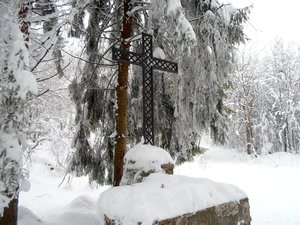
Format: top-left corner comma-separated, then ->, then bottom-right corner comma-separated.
0,1 -> 37,223
68,0 -> 115,185
129,0 -> 251,163
67,0 -> 250,184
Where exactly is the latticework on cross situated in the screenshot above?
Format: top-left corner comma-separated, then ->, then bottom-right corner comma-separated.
112,33 -> 178,145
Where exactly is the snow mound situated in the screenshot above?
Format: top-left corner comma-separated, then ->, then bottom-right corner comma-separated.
67,195 -> 96,213
18,206 -> 44,225
98,173 -> 247,225
123,143 -> 173,169
53,212 -> 100,225
46,196 -> 101,225
19,196 -> 102,225
121,143 -> 174,185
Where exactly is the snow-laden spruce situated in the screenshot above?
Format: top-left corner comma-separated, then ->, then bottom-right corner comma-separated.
135,0 -> 251,163
0,8 -> 37,218
68,0 -> 250,185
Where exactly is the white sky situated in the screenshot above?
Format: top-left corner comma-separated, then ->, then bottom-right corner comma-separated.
223,0 -> 300,50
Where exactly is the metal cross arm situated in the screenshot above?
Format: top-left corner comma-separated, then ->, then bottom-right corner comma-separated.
112,32 -> 178,145
112,47 -> 178,73
112,35 -> 178,73
112,47 -> 144,66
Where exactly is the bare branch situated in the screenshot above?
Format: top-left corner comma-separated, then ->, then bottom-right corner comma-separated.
61,49 -> 117,66
37,88 -> 50,98
37,61 -> 71,83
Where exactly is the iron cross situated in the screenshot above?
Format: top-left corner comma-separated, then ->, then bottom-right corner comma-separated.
112,33 -> 178,145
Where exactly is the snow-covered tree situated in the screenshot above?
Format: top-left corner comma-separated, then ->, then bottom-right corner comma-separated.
68,0 -> 115,185
129,0 -> 251,163
66,0 -> 250,184
23,0 -> 77,168
31,0 -> 65,77
263,40 -> 300,153
227,41 -> 300,155
226,50 -> 263,155
0,2 -> 37,223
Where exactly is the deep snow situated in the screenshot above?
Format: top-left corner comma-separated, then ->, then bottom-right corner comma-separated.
19,140 -> 300,225
175,141 -> 300,225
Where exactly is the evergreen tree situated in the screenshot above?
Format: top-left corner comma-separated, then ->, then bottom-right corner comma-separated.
128,0 -> 250,163
67,0 -> 250,184
0,2 -> 37,223
226,50 -> 262,155
68,0 -> 115,185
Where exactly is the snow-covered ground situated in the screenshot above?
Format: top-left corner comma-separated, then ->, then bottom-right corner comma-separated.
19,141 -> 300,225
175,143 -> 300,225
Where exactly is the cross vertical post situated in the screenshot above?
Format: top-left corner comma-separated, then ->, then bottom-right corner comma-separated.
142,33 -> 155,145
112,33 -> 178,145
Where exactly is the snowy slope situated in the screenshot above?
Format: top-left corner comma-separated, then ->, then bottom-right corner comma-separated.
19,141 -> 300,225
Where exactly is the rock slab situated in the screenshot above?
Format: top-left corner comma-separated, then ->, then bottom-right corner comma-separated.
104,198 -> 251,225
158,198 -> 251,225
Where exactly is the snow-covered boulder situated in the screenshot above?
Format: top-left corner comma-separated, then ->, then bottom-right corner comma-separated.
120,143 -> 174,185
97,173 -> 251,225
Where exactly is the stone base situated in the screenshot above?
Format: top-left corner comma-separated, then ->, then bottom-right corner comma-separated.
104,198 -> 251,225
158,198 -> 251,225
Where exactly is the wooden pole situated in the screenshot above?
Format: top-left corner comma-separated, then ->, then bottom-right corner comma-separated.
113,0 -> 132,186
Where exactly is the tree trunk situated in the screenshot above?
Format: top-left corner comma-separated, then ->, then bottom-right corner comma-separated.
114,0 -> 132,186
245,109 -> 255,155
19,2 -> 29,48
0,197 -> 18,225
282,119 -> 291,152
245,121 -> 253,155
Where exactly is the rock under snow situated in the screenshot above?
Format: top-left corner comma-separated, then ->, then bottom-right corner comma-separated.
120,143 -> 174,185
98,173 -> 249,225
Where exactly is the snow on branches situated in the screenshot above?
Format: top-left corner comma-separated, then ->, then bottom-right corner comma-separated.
0,6 -> 37,216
